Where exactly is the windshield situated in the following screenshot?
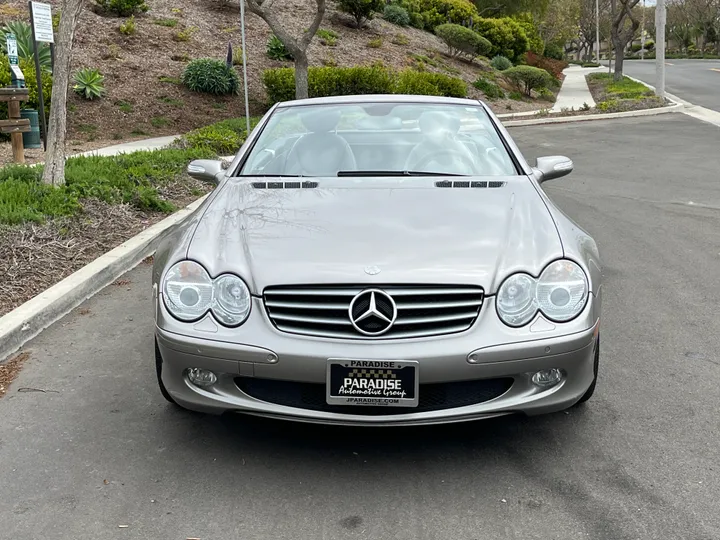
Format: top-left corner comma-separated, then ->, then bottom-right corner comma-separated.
239,102 -> 517,177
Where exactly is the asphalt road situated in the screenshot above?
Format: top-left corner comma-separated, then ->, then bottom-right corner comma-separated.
2,115 -> 720,540
618,58 -> 720,111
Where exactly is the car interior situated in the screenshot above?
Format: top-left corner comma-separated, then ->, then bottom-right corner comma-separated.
241,104 -> 518,177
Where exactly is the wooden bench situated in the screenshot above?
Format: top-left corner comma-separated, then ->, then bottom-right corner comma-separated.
0,88 -> 31,164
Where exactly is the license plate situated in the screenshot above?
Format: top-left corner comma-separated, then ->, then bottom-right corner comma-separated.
326,359 -> 419,408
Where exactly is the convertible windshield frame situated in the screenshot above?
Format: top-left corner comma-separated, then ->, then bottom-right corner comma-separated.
234,100 -> 522,179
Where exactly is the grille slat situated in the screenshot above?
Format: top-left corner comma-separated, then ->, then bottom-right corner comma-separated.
264,285 -> 483,339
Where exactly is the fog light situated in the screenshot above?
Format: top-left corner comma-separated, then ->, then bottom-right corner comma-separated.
532,368 -> 562,388
187,367 -> 217,387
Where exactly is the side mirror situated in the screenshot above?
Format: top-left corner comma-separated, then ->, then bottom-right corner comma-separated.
533,156 -> 574,183
187,159 -> 225,184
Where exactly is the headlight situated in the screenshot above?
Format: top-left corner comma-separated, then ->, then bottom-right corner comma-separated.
496,273 -> 537,327
163,261 -> 213,321
162,261 -> 251,326
496,260 -> 588,327
212,274 -> 251,326
536,260 -> 588,322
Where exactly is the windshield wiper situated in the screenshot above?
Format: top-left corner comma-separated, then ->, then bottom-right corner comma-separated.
236,174 -> 305,177
337,170 -> 466,177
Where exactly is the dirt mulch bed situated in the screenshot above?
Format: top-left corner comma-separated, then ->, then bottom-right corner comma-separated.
586,75 -> 668,112
0,177 -> 211,318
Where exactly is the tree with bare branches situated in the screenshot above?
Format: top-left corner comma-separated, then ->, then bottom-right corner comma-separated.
42,0 -> 86,186
610,0 -> 641,80
246,0 -> 325,100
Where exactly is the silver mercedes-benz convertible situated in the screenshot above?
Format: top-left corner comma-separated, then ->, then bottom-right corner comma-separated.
152,94 -> 602,426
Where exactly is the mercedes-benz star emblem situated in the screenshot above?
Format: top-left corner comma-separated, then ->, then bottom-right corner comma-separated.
348,289 -> 397,336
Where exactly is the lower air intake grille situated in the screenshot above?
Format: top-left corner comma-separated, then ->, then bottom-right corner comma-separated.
236,378 -> 513,415
263,285 -> 484,339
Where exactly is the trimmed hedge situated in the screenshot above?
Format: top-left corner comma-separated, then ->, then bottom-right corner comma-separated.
435,23 -> 491,60
384,4 -> 410,26
473,17 -> 528,62
262,64 -> 466,104
503,65 -> 554,97
490,54 -> 512,70
402,0 -> 478,31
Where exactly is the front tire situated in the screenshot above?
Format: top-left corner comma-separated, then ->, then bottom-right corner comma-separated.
575,335 -> 599,405
155,338 -> 178,405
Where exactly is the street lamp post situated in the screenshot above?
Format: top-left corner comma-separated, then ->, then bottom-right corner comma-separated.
596,0 -> 601,62
655,0 -> 666,98
239,0 -> 251,135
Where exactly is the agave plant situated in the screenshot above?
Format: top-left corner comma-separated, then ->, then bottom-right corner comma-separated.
72,68 -> 106,100
0,21 -> 53,73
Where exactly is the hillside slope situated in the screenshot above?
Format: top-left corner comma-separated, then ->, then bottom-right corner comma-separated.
2,0 -> 539,148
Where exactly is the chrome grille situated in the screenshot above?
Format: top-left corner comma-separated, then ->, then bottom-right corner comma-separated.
263,285 -> 484,339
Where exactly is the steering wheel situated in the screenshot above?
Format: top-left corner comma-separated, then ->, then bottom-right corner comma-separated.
409,150 -> 479,175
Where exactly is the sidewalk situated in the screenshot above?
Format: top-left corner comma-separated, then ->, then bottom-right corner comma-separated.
76,135 -> 181,158
550,65 -> 603,112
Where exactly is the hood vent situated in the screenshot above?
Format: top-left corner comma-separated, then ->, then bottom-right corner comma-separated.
435,180 -> 506,189
252,181 -> 319,189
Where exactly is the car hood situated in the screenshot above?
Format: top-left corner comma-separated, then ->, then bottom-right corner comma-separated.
186,178 -> 563,295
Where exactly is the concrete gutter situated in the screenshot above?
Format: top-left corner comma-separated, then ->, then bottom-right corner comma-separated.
0,195 -> 208,362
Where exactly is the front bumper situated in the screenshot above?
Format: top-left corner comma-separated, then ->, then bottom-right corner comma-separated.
155,293 -> 601,426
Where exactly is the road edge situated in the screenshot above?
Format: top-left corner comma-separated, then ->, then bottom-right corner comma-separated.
0,195 -> 208,363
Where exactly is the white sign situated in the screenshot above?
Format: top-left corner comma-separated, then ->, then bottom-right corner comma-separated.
6,33 -> 18,63
31,2 -> 54,43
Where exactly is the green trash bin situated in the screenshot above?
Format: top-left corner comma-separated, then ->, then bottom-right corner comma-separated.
20,109 -> 42,149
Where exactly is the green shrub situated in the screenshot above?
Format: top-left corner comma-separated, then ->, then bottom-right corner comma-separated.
490,54 -> 512,70
262,64 -> 465,104
119,15 -> 136,35
544,43 -> 564,60
435,23 -> 491,60
181,125 -> 242,155
0,21 -> 52,73
581,62 -> 600,67
596,99 -> 618,112
154,18 -> 178,27
0,177 -> 79,225
504,65 -> 553,96
181,58 -> 240,95
172,27 -> 196,42
316,28 -> 339,46
337,0 -> 385,28
267,34 -> 293,61
367,37 -> 383,48
508,90 -> 523,100
384,4 -> 410,26
513,15 -> 543,56
95,0 -> 148,17
536,86 -> 554,101
73,68 -> 106,100
0,57 -> 54,115
392,33 -> 410,45
645,40 -> 654,50
473,77 -> 504,99
402,0 -> 477,31
474,17 -> 528,62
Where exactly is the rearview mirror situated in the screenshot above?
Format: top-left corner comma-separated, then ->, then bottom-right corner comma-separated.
533,156 -> 574,183
187,159 -> 225,184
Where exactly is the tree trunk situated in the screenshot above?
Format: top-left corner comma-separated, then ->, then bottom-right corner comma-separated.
42,0 -> 85,186
613,45 -> 624,80
294,50 -> 309,100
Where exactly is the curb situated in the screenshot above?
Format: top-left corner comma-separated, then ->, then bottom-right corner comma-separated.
0,195 -> 208,363
501,102 -> 684,127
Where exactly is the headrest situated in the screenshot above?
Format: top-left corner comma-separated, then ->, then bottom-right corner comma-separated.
300,108 -> 341,133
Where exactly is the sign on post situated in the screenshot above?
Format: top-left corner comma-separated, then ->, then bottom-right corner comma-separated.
30,2 -> 54,43
28,1 -> 53,151
6,33 -> 19,64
